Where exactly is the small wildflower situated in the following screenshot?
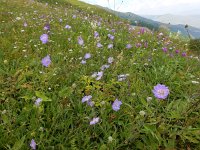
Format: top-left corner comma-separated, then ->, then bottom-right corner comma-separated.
146,97 -> 152,102
97,42 -> 103,48
96,71 -> 103,80
162,47 -> 168,52
94,31 -> 99,38
101,64 -> 110,71
44,23 -> 50,30
72,15 -> 76,18
40,34 -> 48,44
78,36 -> 84,46
144,42 -> 148,48
65,25 -> 71,29
108,34 -> 114,40
84,53 -> 91,59
30,139 -> 36,150
108,136 -> 113,143
108,57 -> 114,64
82,95 -> 92,103
24,22 -> 28,27
41,55 -> 51,67
152,84 -> 169,99
135,43 -> 142,48
35,98 -> 42,106
81,60 -> 86,64
118,74 -> 129,81
139,110 -> 145,116
191,81 -> 199,84
108,44 -> 113,49
90,117 -> 100,125
175,49 -> 180,53
182,52 -> 187,57
112,99 -> 122,111
126,44 -> 132,49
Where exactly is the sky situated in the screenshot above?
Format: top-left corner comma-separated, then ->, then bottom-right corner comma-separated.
79,0 -> 200,15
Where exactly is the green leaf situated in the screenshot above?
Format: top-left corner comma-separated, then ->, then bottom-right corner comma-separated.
35,91 -> 51,101
12,135 -> 26,150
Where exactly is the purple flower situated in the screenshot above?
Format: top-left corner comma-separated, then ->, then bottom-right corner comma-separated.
84,53 -> 91,59
82,95 -> 92,103
41,55 -> 51,67
108,34 -> 114,40
44,23 -> 50,30
81,60 -> 86,64
72,15 -> 76,18
108,57 -> 114,64
35,98 -> 42,106
96,71 -> 103,80
78,36 -> 84,46
152,84 -> 169,99
94,31 -> 99,38
135,43 -> 142,48
108,44 -> 113,49
59,18 -> 63,22
87,100 -> 94,107
111,29 -> 115,33
144,42 -> 148,48
40,34 -> 48,44
65,25 -> 71,29
97,22 -> 101,26
90,117 -> 100,125
140,27 -> 145,34
182,52 -> 187,57
126,44 -> 132,49
175,49 -> 180,53
97,42 -> 103,48
24,22 -> 28,27
101,64 -> 110,71
112,99 -> 122,111
30,139 -> 36,150
162,47 -> 168,52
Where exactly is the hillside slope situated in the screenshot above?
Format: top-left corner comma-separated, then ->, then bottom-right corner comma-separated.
0,0 -> 200,149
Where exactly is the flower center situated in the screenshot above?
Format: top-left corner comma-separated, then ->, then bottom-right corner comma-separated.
158,89 -> 165,96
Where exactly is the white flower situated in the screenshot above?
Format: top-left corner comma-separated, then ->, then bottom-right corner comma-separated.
139,110 -> 145,116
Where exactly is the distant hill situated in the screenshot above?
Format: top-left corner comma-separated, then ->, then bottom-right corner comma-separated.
101,7 -> 200,39
143,14 -> 200,29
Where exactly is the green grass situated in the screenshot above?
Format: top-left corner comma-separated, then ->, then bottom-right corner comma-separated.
0,0 -> 200,149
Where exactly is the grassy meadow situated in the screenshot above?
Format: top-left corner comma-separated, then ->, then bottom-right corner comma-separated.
0,0 -> 200,149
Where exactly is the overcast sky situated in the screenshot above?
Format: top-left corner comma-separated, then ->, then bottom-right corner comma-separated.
79,0 -> 200,15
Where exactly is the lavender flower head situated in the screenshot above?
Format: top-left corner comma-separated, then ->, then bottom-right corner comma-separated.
90,117 -> 100,125
108,57 -> 114,64
35,98 -> 42,106
112,99 -> 122,111
30,139 -> 36,150
82,95 -> 92,103
126,44 -> 132,49
41,55 -> 51,67
97,42 -> 103,48
162,47 -> 168,52
40,34 -> 48,44
182,52 -> 187,57
94,31 -> 99,38
152,84 -> 169,99
78,36 -> 84,46
65,24 -> 71,29
84,53 -> 91,59
96,71 -> 103,80
44,23 -> 50,30
108,44 -> 113,49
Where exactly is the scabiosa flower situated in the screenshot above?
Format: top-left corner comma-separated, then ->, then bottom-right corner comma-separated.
111,29 -> 115,33
175,49 -> 180,53
78,36 -> 84,46
94,31 -> 99,38
108,57 -> 114,64
90,117 -> 100,125
140,27 -> 145,34
162,47 -> 168,52
144,42 -> 148,48
108,34 -> 114,40
81,60 -> 86,64
101,64 -> 110,71
65,24 -> 71,29
30,139 -> 36,150
96,71 -> 103,80
35,98 -> 42,106
108,44 -> 113,49
72,15 -> 76,18
82,95 -> 92,103
135,43 -> 142,48
84,53 -> 91,59
40,34 -> 48,44
152,84 -> 169,99
126,44 -> 132,49
41,55 -> 51,67
44,23 -> 50,30
97,42 -> 103,48
24,22 -> 28,27
59,18 -> 63,22
182,52 -> 187,57
112,99 -> 122,111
